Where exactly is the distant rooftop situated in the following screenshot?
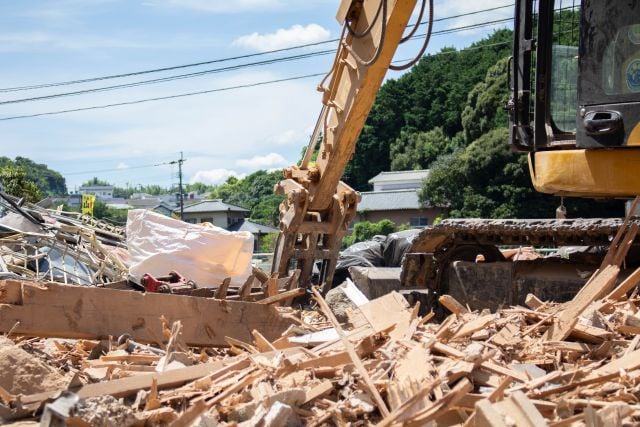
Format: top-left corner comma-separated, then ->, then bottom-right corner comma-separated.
368,170 -> 430,184
181,199 -> 249,213
227,219 -> 277,234
127,198 -> 162,208
358,189 -> 426,211
79,185 -> 114,190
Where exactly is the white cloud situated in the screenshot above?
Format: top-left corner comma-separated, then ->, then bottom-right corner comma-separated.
116,162 -> 129,169
233,24 -> 330,52
236,153 -> 288,169
190,169 -> 243,185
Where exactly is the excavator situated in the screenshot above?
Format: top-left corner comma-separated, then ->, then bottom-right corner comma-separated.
271,0 -> 640,310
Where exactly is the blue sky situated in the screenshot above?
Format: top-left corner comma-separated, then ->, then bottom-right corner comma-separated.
0,0 -> 513,192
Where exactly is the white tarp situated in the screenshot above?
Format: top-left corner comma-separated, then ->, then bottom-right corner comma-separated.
126,209 -> 253,287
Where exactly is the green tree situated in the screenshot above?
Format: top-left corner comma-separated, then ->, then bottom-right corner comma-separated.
461,57 -> 510,143
259,233 -> 279,253
345,29 -> 513,190
344,219 -> 396,246
0,157 -> 66,196
210,171 -> 285,227
14,157 -> 67,195
0,166 -> 43,202
389,127 -> 459,171
185,182 -> 215,195
420,128 -> 538,218
82,177 -> 112,187
92,199 -> 128,224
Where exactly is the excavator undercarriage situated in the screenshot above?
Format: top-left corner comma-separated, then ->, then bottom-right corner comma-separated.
397,218 -> 639,311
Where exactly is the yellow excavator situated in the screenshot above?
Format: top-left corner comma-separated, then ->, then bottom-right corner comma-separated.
272,0 -> 640,310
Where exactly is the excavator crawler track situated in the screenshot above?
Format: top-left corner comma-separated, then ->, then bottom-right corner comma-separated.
401,217 -> 637,292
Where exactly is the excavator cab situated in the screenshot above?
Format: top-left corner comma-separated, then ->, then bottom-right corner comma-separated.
509,0 -> 640,197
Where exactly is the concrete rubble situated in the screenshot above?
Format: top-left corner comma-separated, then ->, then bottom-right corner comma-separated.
2,193 -> 640,425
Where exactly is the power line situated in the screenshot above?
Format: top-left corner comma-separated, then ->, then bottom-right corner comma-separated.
62,160 -> 175,176
0,32 -> 514,122
0,18 -> 512,106
0,4 -> 514,93
0,73 -> 326,121
0,50 -> 335,106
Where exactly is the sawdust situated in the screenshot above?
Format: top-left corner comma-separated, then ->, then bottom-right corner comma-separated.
0,337 -> 67,395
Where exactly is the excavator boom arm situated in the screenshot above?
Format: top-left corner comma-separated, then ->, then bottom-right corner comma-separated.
272,0 -> 419,290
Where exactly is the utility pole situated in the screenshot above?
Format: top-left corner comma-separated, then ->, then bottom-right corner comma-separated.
178,152 -> 185,220
169,153 -> 186,220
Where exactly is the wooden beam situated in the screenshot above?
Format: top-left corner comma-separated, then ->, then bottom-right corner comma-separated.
0,279 -> 295,347
214,277 -> 230,300
543,265 -> 620,342
438,294 -> 468,316
605,266 -> 640,302
238,274 -> 255,300
257,288 -> 305,305
20,358 -> 246,410
311,287 -> 390,417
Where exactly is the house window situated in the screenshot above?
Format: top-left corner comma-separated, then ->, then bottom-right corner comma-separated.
410,217 -> 428,227
185,218 -> 197,224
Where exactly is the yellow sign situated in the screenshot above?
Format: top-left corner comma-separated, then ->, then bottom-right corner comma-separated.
81,194 -> 96,216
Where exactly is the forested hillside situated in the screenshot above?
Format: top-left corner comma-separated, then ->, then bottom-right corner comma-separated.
344,28 -> 623,219
0,157 -> 67,196
344,29 -> 512,189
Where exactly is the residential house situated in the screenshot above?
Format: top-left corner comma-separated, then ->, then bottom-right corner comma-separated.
227,219 -> 278,251
356,170 -> 447,228
180,199 -> 249,229
126,197 -> 163,209
78,185 -> 114,200
153,201 -> 178,217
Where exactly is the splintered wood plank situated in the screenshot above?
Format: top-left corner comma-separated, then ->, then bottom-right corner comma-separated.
492,323 -> 520,347
450,314 -> 496,341
600,196 -> 639,267
0,279 -> 295,347
524,293 -> 544,310
438,294 -> 468,315
387,345 -> 433,411
432,342 -> 527,383
22,359 -> 233,408
586,348 -> 640,380
257,288 -> 305,305
264,274 -> 279,298
475,398 -> 508,427
311,288 -> 390,417
214,277 -> 230,300
303,380 -> 333,404
238,275 -> 255,301
606,266 -> 640,302
358,291 -> 412,340
543,265 -> 620,342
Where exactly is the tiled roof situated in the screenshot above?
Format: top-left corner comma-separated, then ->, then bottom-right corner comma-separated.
181,199 -> 249,213
368,170 -> 430,184
358,190 -> 424,211
227,219 -> 277,234
126,198 -> 162,208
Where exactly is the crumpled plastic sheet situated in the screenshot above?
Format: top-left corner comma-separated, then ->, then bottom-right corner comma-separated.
126,210 -> 254,287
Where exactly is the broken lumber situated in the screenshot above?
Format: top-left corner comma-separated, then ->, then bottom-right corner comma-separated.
0,279 -> 296,347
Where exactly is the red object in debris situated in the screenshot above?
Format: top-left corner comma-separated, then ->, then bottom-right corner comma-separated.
141,271 -> 197,294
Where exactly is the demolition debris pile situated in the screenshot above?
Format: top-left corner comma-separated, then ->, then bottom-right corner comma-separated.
2,192 -> 640,425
